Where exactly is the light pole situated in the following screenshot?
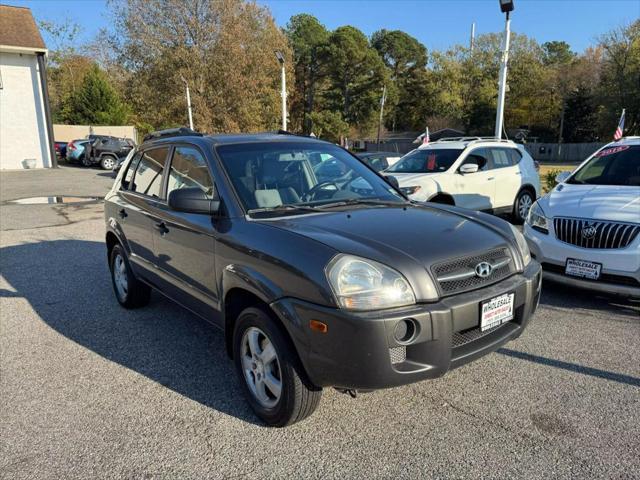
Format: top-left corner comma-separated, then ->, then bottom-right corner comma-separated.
275,51 -> 287,131
494,0 -> 514,139
180,75 -> 194,131
376,85 -> 387,149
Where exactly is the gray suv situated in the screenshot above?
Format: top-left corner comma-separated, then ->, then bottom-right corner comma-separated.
104,128 -> 542,426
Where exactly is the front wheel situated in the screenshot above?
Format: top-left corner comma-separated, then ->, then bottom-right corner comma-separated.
513,190 -> 534,224
81,155 -> 92,167
233,307 -> 321,427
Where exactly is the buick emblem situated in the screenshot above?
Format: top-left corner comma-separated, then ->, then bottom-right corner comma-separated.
475,262 -> 493,278
581,225 -> 597,239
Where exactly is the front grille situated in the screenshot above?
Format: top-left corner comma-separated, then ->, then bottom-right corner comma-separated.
553,217 -> 640,249
433,248 -> 514,296
452,322 -> 508,348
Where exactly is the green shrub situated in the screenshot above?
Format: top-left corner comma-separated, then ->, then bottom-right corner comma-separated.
544,169 -> 563,192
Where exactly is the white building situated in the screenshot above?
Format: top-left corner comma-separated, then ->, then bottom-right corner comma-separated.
0,4 -> 55,169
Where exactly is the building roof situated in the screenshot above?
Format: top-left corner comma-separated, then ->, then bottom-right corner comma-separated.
0,5 -> 46,52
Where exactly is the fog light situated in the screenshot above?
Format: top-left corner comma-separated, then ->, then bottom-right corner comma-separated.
394,318 -> 417,344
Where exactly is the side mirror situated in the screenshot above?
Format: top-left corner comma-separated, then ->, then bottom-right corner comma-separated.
383,175 -> 400,189
555,171 -> 571,184
459,163 -> 479,174
168,187 -> 220,215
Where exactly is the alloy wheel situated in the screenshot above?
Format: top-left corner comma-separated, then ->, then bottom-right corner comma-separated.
113,254 -> 128,300
240,327 -> 282,409
518,194 -> 533,219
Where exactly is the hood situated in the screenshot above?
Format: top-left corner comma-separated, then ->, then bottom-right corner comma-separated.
390,172 -> 443,186
260,204 -> 515,301
540,184 -> 640,223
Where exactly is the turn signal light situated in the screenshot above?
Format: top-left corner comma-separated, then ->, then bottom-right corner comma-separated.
309,320 -> 328,333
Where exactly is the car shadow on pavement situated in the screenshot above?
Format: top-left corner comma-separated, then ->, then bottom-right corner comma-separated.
0,239 -> 261,425
539,281 -> 640,319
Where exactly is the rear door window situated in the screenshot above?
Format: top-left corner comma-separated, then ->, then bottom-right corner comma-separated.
130,147 -> 169,199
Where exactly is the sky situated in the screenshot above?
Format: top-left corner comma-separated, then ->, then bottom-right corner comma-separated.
8,0 -> 640,53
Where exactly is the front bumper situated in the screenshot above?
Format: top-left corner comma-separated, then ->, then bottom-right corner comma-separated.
524,223 -> 640,298
271,261 -> 541,390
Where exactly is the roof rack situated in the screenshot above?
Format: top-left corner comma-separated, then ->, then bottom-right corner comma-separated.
143,127 -> 203,142
429,136 -> 515,145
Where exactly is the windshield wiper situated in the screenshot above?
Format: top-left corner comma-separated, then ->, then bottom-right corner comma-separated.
315,198 -> 407,210
248,204 -> 323,215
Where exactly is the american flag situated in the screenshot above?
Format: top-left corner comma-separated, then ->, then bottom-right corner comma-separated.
614,109 -> 625,141
422,127 -> 430,145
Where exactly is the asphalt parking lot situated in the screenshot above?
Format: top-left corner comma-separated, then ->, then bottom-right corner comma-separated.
1,165 -> 639,479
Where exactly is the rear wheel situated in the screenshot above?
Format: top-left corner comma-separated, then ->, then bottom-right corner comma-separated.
233,307 -> 321,427
101,155 -> 117,171
109,244 -> 151,308
81,155 -> 92,167
513,190 -> 534,224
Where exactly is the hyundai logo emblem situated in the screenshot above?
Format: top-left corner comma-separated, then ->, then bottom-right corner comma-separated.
581,225 -> 597,239
475,262 -> 493,278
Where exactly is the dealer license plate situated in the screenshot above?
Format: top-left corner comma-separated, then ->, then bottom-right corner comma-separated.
565,258 -> 601,280
481,293 -> 515,332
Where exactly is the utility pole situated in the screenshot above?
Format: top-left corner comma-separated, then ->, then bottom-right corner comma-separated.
495,0 -> 514,139
275,51 -> 287,130
180,75 -> 194,131
470,22 -> 476,51
376,85 -> 387,149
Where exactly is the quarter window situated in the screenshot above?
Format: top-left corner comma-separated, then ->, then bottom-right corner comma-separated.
490,148 -> 513,169
130,147 -> 169,198
122,152 -> 142,190
167,146 -> 214,199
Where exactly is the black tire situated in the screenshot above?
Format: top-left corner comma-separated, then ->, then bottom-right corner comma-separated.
100,155 -> 117,171
233,307 -> 322,427
81,155 -> 92,167
513,189 -> 534,224
109,244 -> 151,309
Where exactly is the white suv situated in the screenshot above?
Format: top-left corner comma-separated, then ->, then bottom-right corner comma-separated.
524,137 -> 640,298
386,138 -> 541,222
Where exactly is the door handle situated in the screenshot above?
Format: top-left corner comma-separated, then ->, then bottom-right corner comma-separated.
118,208 -> 127,219
487,177 -> 495,181
154,222 -> 169,235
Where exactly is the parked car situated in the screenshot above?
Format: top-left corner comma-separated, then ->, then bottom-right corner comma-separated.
386,138 -> 541,223
65,139 -> 91,164
54,141 -> 67,159
524,137 -> 640,298
85,135 -> 136,170
104,128 -> 541,426
356,151 -> 402,171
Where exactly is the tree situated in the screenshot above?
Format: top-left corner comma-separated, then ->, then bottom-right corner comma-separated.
321,26 -> 389,135
285,14 -> 329,134
309,110 -> 349,142
542,41 -> 576,66
371,29 -> 427,131
596,20 -> 640,137
61,64 -> 129,125
109,0 -> 291,133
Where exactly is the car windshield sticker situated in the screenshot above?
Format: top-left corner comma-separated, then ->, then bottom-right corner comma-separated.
596,145 -> 629,157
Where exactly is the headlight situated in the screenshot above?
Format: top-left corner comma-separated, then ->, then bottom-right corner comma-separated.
400,186 -> 422,196
526,201 -> 549,234
326,254 -> 416,310
509,224 -> 532,267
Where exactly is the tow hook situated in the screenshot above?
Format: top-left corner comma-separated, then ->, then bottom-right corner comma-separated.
335,388 -> 358,398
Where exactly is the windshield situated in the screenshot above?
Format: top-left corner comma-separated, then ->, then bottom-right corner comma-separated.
386,148 -> 463,173
568,145 -> 640,186
215,142 -> 404,214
